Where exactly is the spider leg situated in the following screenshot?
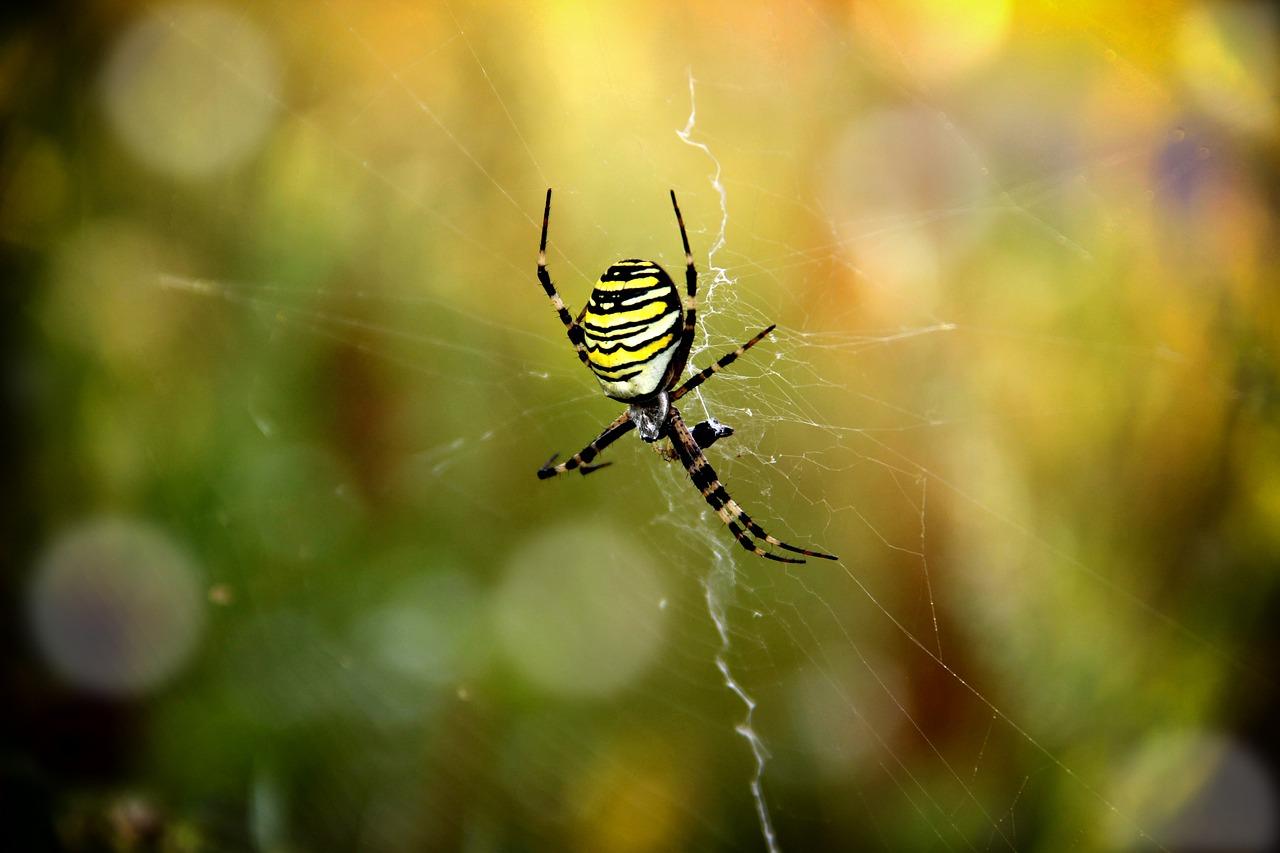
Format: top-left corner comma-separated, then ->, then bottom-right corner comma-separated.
664,190 -> 699,384
537,189 -> 591,368
672,324 -> 776,401
537,411 -> 635,479
668,408 -> 838,563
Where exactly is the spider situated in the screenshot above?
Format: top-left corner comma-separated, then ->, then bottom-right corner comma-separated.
533,189 -> 837,564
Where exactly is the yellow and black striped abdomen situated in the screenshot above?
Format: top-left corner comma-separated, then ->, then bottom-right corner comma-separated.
581,259 -> 682,401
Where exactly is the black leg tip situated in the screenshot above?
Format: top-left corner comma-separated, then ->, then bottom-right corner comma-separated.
779,544 -> 839,561
537,452 -> 559,479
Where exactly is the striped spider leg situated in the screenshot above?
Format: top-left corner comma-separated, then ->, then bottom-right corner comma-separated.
536,189 -> 591,368
661,189 -> 699,389
671,323 -> 777,403
667,407 -> 838,563
538,411 -> 634,479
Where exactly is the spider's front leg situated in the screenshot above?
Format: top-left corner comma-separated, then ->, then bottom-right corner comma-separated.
536,412 -> 635,479
536,188 -> 592,368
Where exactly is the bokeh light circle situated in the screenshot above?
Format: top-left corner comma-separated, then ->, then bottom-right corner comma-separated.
100,2 -> 281,179
787,650 -> 910,781
355,561 -> 490,687
822,105 -> 992,314
494,522 -> 666,698
29,517 -> 205,696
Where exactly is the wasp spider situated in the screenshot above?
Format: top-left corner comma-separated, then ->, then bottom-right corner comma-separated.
534,189 -> 837,564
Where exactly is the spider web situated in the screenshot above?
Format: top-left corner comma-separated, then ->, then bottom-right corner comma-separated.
25,1 -> 1280,850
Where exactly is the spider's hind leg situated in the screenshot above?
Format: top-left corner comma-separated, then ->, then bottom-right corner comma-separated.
668,408 -> 838,563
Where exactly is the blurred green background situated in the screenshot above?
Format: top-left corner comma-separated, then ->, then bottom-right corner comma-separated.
4,1 -> 1279,850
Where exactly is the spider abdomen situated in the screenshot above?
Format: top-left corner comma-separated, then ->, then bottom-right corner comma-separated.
581,259 -> 682,401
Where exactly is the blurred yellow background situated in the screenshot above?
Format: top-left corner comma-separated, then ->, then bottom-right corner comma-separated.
3,0 -> 1279,850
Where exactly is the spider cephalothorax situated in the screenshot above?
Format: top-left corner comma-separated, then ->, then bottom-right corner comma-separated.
533,189 -> 836,564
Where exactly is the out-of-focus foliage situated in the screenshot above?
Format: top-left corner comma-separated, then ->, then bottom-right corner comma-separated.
3,1 -> 1278,850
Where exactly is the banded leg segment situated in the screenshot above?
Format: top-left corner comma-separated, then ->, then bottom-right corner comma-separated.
665,190 -> 698,383
537,411 -> 635,479
537,189 -> 591,367
668,408 -> 838,563
672,324 -> 776,401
